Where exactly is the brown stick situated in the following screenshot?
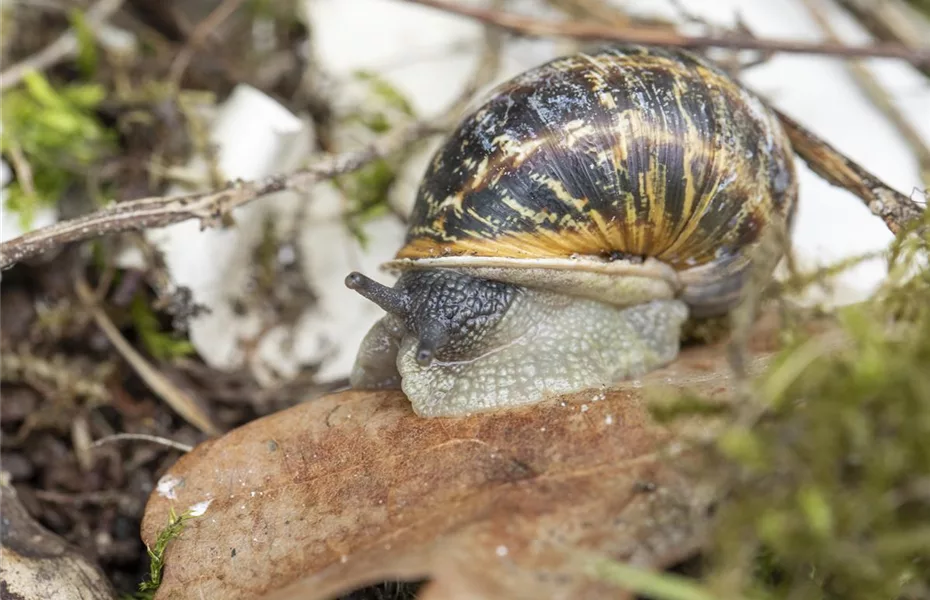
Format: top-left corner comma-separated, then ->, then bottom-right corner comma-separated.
775,108 -> 926,235
0,121 -> 439,270
167,0 -> 250,86
801,0 -> 930,191
836,0 -> 930,77
91,433 -> 194,453
0,0 -> 126,91
400,0 -> 930,66
74,276 -> 222,436
0,5 -> 510,272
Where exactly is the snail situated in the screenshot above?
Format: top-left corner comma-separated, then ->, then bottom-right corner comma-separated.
344,44 -> 798,418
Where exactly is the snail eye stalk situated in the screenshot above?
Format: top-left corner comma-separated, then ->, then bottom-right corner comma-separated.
345,272 -> 408,316
413,321 -> 451,367
346,271 -> 458,367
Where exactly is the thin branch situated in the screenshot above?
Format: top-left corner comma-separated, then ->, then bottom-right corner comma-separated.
91,433 -> 194,453
774,108 -> 927,235
383,0 -> 504,222
167,0 -> 250,87
0,120 -> 441,269
74,276 -> 222,436
7,142 -> 36,198
801,0 -> 930,190
0,0 -> 125,92
836,0 -> 930,77
400,0 -> 930,66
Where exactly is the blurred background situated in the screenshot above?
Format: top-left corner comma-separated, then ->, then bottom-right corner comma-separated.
0,0 -> 928,595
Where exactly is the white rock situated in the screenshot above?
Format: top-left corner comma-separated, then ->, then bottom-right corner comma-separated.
143,85 -> 313,380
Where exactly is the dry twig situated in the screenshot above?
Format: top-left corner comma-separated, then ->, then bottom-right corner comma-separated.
800,0 -> 930,190
6,142 -> 37,199
775,109 -> 927,235
167,0 -> 250,86
91,433 -> 194,453
73,276 -> 221,436
400,0 -> 930,66
837,0 -> 930,77
0,121 -> 441,269
0,0 -> 126,91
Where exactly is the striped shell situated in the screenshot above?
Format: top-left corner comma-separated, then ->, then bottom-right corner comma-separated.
386,45 -> 798,315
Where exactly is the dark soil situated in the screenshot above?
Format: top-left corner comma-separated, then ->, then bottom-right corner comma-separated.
0,1 -> 401,596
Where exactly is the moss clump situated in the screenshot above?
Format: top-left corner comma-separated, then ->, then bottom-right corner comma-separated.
333,70 -> 420,246
1,71 -> 116,228
695,209 -> 930,599
126,507 -> 198,600
904,0 -> 930,19
129,293 -> 196,362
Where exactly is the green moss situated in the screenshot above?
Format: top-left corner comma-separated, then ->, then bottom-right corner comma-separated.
129,294 -> 196,361
336,72 -> 420,246
630,207 -> 930,600
1,71 -> 115,229
338,158 -> 398,247
904,0 -> 930,18
126,507 -> 198,600
352,70 -> 416,119
696,209 -> 930,599
69,8 -> 100,78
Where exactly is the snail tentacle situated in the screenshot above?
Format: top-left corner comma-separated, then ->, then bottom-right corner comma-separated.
345,272 -> 408,316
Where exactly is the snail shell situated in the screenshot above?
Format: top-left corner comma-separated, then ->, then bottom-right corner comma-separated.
346,44 -> 798,418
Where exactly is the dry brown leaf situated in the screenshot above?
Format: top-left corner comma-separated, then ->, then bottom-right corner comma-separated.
140,308 -> 800,600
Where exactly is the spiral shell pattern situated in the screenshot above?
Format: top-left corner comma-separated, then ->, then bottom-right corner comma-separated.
396,44 -> 797,276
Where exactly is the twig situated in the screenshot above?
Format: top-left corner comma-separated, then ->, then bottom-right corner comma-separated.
804,0 -> 930,190
399,0 -> 930,66
0,120 -> 441,269
545,0 -> 671,28
73,276 -> 222,436
91,432 -> 194,453
167,0 -> 249,87
801,0 -> 930,190
836,0 -> 930,77
445,2 -> 505,115
0,0 -> 125,92
382,0 -> 504,223
774,108 -> 927,235
6,142 -> 36,198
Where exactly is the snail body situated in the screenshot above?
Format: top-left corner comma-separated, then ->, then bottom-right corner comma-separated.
346,45 -> 798,418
